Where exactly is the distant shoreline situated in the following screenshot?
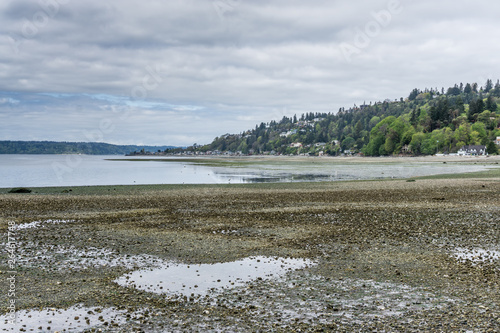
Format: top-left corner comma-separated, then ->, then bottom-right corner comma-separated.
114,154 -> 500,164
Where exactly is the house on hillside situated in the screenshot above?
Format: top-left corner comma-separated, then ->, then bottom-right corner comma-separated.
495,137 -> 500,146
400,144 -> 411,155
457,145 -> 487,156
280,129 -> 297,137
290,142 -> 303,148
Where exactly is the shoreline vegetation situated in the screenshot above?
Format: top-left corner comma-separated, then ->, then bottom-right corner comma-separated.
135,81 -> 500,158
0,141 -> 177,155
0,157 -> 499,331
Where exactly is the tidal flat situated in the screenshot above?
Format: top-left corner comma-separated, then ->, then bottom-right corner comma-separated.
0,173 -> 499,331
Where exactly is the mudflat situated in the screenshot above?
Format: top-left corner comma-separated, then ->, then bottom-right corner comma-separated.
1,176 -> 499,331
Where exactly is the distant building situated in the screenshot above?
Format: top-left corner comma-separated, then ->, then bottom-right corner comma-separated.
280,129 -> 297,137
290,142 -> 303,148
457,145 -> 487,156
495,137 -> 500,146
401,144 -> 410,154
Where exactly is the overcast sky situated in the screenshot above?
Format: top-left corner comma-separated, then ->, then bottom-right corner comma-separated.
1,0 -> 500,146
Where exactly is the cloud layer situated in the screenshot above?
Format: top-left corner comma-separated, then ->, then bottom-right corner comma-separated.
1,0 -> 500,145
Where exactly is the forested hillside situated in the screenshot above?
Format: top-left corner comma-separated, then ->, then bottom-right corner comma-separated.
0,141 -> 176,155
190,80 -> 500,156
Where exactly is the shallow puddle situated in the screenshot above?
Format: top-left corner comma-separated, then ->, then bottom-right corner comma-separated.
115,256 -> 315,296
453,247 -> 500,264
12,219 -> 75,230
0,304 -> 126,332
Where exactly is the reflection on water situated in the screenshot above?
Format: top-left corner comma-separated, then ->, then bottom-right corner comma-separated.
214,162 -> 495,183
115,256 -> 315,296
0,305 -> 127,332
216,172 -> 371,183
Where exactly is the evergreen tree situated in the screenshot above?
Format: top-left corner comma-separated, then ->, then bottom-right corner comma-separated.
486,141 -> 498,155
484,79 -> 493,93
410,108 -> 418,126
409,88 -> 420,100
492,80 -> 500,97
464,83 -> 472,94
477,95 -> 485,113
468,100 -> 477,122
486,95 -> 497,111
456,96 -> 465,114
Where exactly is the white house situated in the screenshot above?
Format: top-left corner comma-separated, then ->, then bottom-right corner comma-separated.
457,145 -> 487,156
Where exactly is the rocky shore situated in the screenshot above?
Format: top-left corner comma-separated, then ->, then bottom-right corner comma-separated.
0,177 -> 499,332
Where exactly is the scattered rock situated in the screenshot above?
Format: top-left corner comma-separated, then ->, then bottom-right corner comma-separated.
8,187 -> 32,193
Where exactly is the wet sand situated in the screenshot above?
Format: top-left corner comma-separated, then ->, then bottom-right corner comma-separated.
0,175 -> 499,331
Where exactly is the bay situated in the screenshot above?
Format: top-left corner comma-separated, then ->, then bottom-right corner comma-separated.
0,154 -> 228,187
0,154 -> 495,188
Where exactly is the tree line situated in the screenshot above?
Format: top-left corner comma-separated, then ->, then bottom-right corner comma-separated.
0,141 -> 176,155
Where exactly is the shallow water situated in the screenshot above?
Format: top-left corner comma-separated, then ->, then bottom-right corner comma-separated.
115,256 -> 315,296
1,154 -> 496,187
453,247 -> 500,264
12,219 -> 74,230
0,304 -> 127,332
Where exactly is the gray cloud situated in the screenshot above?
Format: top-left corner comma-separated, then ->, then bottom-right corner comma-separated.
1,0 -> 500,145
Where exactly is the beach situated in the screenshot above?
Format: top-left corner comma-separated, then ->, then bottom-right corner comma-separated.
0,163 -> 499,331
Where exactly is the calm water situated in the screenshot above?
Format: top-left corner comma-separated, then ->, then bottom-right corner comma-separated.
0,155 -> 230,187
0,154 -> 494,187
115,256 -> 315,296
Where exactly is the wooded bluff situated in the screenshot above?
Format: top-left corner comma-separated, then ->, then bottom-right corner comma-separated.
176,80 -> 500,156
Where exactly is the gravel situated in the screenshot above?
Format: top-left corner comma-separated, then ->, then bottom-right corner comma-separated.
0,177 -> 499,332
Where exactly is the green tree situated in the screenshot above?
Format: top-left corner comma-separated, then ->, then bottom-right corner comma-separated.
341,137 -> 356,150
486,141 -> 498,154
410,108 -> 419,126
486,95 -> 497,111
484,79 -> 493,93
409,132 -> 426,155
369,116 -> 381,129
363,116 -> 396,156
237,141 -> 248,154
464,83 -> 472,94
471,122 -> 487,144
443,127 -> 454,152
467,98 -> 484,122
401,127 -> 416,146
454,124 -> 471,145
409,88 -> 420,101
421,138 -> 437,155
